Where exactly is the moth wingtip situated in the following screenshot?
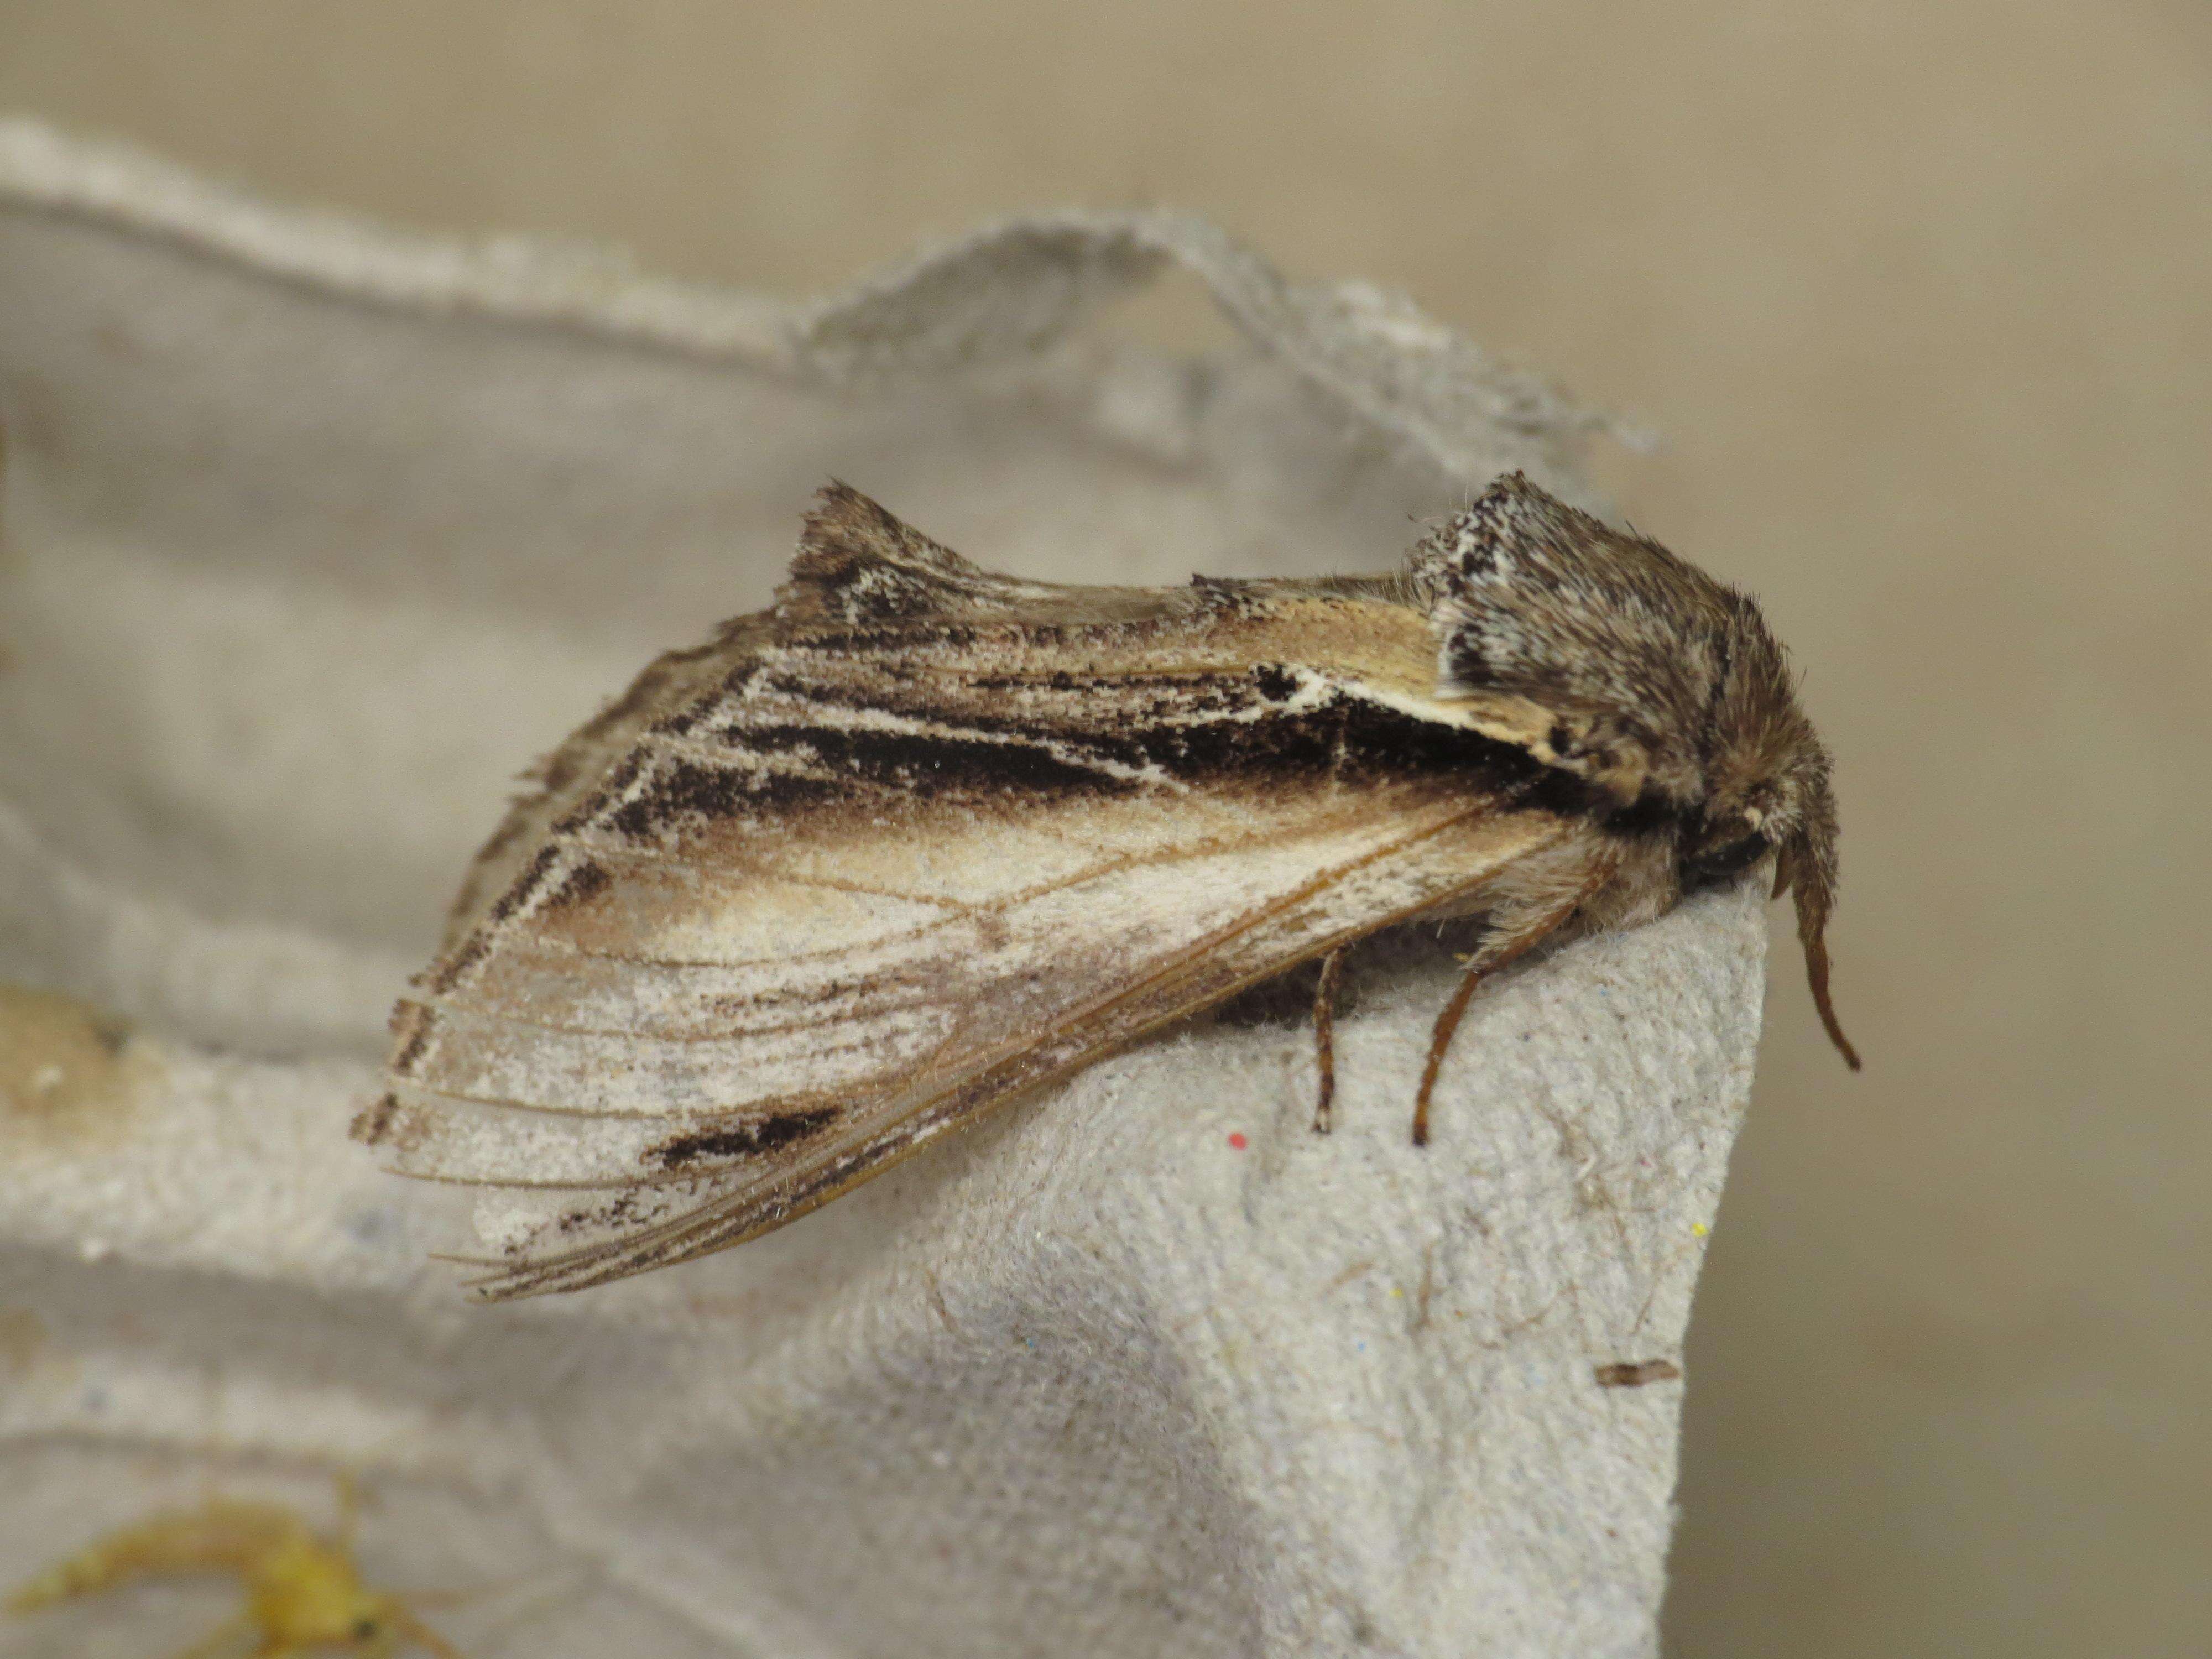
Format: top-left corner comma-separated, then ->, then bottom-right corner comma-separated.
803,476 -> 889,528
793,478 -> 912,571
1806,953 -> 1862,1072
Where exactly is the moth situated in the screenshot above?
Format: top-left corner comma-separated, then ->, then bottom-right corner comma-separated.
356,474 -> 1855,1298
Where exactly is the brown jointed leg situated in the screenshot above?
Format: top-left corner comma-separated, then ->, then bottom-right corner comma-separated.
1411,962 -> 1484,1147
1410,874 -> 1611,1146
1311,947 -> 1345,1134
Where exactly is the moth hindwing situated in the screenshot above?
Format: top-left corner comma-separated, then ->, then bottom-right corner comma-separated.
357,476 -> 1853,1297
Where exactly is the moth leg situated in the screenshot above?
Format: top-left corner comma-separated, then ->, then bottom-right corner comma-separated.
1411,963 -> 1486,1148
1310,946 -> 1347,1134
1410,878 -> 1605,1146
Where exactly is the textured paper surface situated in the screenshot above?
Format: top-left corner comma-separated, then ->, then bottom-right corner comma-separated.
0,119 -> 1764,1658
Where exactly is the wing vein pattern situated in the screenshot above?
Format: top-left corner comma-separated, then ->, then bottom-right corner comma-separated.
364,488 -> 1593,1295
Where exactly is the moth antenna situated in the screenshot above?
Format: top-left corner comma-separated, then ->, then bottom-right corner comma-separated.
1785,846 -> 1861,1071
1797,915 -> 1861,1071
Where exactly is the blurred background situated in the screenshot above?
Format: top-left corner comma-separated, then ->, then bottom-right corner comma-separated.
3,3 -> 2204,1653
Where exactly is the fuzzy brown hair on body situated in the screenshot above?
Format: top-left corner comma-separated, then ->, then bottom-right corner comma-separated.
356,474 -> 1854,1298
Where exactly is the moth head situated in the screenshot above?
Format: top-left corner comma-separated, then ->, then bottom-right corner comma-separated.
1411,473 -> 1858,1070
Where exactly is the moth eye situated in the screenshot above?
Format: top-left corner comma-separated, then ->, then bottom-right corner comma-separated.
1680,831 -> 1770,892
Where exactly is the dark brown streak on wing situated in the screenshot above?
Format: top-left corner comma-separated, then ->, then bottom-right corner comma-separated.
425,638 -> 1658,1005
649,1108 -> 841,1170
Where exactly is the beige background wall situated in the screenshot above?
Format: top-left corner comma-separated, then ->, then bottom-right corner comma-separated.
4,3 -> 2204,1653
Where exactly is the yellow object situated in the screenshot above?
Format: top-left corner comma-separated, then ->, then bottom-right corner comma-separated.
7,1490 -> 460,1657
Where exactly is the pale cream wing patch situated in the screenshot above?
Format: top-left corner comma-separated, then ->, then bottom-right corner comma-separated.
373,784 -> 1559,1298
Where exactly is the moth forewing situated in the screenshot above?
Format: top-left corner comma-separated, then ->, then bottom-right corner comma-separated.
362,476 -> 1852,1297
402,800 -> 1569,1298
